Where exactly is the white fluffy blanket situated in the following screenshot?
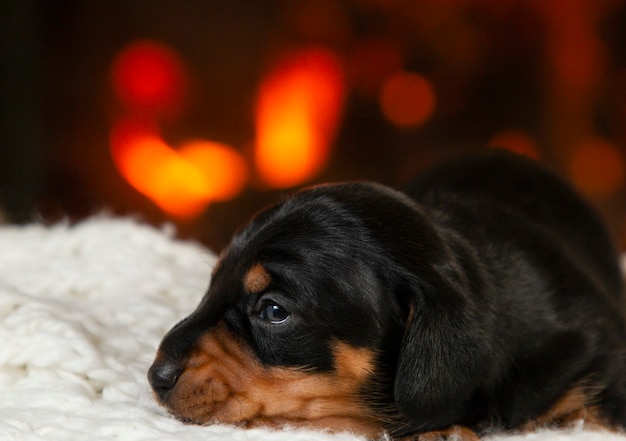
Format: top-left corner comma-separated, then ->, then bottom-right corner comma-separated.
1,218 -> 625,441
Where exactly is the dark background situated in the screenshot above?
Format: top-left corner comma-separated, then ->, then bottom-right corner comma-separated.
2,0 -> 625,253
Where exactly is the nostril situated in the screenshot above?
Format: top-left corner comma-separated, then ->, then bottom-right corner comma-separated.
148,360 -> 183,400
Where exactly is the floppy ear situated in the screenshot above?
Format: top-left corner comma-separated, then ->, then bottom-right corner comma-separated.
393,264 -> 493,432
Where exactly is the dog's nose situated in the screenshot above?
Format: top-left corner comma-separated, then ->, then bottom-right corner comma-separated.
148,359 -> 183,401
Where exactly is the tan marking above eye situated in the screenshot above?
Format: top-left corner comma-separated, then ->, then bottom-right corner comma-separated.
244,263 -> 272,294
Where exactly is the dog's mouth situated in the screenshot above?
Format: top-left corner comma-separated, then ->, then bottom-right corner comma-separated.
149,324 -> 386,437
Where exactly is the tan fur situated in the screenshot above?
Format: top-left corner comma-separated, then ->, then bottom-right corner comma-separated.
332,341 -> 376,381
161,322 -> 383,438
521,383 -> 605,431
402,384 -> 608,440
243,264 -> 271,294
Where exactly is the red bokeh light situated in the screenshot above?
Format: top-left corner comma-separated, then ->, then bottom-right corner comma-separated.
488,130 -> 540,160
568,138 -> 625,198
111,40 -> 188,118
379,71 -> 436,128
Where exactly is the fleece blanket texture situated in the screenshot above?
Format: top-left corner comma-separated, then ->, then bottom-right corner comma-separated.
0,217 -> 625,441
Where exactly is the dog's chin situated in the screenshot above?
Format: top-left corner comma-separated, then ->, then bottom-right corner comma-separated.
165,402 -> 385,438
174,415 -> 206,425
167,406 -> 231,428
172,414 -> 243,428
157,394 -> 223,427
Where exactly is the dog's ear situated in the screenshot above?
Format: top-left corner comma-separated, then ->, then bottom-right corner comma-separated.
392,262 -> 492,432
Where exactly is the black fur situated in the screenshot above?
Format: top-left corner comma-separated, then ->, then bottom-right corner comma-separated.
149,151 -> 626,437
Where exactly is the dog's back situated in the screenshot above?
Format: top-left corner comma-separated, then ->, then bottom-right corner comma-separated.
407,151 -> 626,429
408,152 -> 623,297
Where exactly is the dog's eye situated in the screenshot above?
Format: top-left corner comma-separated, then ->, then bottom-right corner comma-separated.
259,302 -> 290,324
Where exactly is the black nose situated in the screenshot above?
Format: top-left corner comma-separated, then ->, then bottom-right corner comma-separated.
148,359 -> 184,401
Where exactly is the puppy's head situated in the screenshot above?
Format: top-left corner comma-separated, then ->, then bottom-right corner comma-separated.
148,182 -> 491,437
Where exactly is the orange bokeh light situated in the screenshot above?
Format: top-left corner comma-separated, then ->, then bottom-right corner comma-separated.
380,71 -> 436,127
488,130 -> 540,159
568,137 -> 625,198
109,40 -> 249,219
178,140 -> 248,202
254,47 -> 345,188
110,119 -> 247,219
111,40 -> 188,117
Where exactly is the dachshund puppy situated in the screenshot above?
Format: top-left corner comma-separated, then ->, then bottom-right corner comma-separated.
148,152 -> 626,440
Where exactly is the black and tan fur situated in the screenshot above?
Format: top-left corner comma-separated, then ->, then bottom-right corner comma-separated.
149,152 -> 626,439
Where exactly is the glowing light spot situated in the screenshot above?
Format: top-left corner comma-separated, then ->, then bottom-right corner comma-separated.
110,120 -> 207,218
379,71 -> 436,127
178,140 -> 248,202
488,130 -> 540,159
254,47 -> 345,188
111,40 -> 188,117
110,119 -> 247,219
568,138 -> 625,198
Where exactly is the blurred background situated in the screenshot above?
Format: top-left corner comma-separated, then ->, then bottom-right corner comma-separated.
1,0 -> 625,252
